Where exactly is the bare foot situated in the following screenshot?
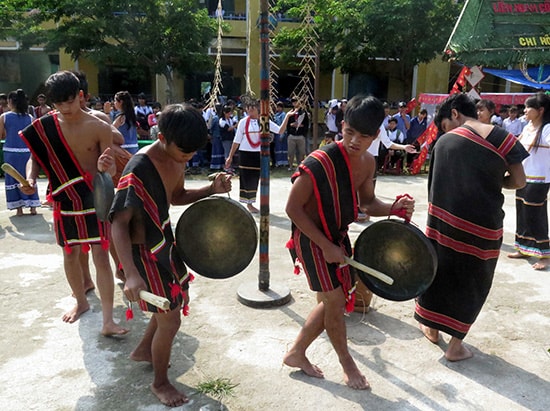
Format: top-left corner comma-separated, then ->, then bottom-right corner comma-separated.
101,321 -> 129,337
30,207 -> 37,215
445,337 -> 473,362
247,204 -> 259,214
283,351 -> 324,378
341,357 -> 370,390
507,252 -> 528,259
130,348 -> 152,363
532,259 -> 550,270
419,323 -> 440,344
62,302 -> 90,323
16,208 -> 23,217
445,345 -> 473,361
150,382 -> 189,407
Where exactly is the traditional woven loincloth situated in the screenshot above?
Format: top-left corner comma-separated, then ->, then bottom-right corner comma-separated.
110,154 -> 191,313
287,141 -> 358,312
19,112 -> 108,251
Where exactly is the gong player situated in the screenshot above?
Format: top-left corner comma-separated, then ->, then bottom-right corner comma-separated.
284,95 -> 415,390
109,103 -> 231,407
415,93 -> 527,361
20,71 -> 127,336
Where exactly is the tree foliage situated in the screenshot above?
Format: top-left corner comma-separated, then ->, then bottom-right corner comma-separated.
0,0 -> 217,101
273,0 -> 462,91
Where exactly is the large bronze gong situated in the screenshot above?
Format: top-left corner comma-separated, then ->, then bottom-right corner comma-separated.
93,172 -> 114,222
353,219 -> 437,301
175,196 -> 258,279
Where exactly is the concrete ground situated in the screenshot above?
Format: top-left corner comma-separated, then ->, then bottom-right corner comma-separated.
0,173 -> 549,411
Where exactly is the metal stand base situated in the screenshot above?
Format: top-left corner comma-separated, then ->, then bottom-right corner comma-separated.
237,282 -> 291,308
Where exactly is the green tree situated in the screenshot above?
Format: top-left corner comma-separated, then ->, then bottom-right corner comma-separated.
0,0 -> 217,102
273,0 -> 462,97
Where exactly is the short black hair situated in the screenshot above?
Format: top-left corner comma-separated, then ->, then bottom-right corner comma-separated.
45,71 -> 80,104
476,99 -> 496,113
434,93 -> 477,130
158,104 -> 208,153
71,70 -> 89,95
344,95 -> 384,136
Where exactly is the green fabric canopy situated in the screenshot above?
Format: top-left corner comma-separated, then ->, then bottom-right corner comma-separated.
444,0 -> 550,68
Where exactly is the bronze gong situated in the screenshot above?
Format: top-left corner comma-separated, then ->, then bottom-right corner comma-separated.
175,196 -> 258,279
93,171 -> 114,222
353,219 -> 437,301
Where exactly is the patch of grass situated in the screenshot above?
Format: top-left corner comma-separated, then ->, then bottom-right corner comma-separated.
196,377 -> 238,402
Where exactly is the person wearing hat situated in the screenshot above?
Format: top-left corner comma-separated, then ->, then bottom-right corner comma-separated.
392,101 -> 411,137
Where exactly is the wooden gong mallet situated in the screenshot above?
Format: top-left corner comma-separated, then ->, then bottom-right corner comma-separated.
1,163 -> 31,187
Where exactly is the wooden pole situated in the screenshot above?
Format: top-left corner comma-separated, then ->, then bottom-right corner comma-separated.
237,0 -> 291,308
258,0 -> 271,291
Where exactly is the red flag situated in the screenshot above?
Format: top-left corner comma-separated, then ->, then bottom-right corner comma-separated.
405,98 -> 417,114
410,122 -> 439,175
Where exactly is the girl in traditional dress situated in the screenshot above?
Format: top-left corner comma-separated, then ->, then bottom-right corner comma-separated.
508,92 -> 550,270
209,104 -> 225,170
113,91 -> 139,154
224,99 -> 293,213
0,89 -> 41,215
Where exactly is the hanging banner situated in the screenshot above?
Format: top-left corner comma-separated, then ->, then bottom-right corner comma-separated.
444,0 -> 550,67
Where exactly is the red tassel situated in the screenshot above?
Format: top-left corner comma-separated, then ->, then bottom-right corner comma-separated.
188,273 -> 195,283
125,306 -> 134,321
285,238 -> 295,249
101,238 -> 110,251
81,243 -> 90,254
118,262 -> 123,271
293,259 -> 301,275
169,282 -> 182,300
64,244 -> 73,254
150,252 -> 158,262
46,193 -> 54,203
182,304 -> 190,316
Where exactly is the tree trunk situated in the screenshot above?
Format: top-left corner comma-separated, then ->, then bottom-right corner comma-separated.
163,66 -> 175,104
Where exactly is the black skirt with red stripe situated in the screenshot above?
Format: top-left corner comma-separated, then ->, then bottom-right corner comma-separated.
415,125 -> 528,339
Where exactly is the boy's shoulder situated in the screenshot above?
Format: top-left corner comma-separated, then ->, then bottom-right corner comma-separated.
80,111 -> 113,131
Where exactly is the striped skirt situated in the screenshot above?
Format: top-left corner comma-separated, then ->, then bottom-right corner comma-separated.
514,182 -> 550,257
238,150 -> 260,203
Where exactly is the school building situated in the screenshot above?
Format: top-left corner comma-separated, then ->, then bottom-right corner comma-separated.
0,0 -> 527,109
